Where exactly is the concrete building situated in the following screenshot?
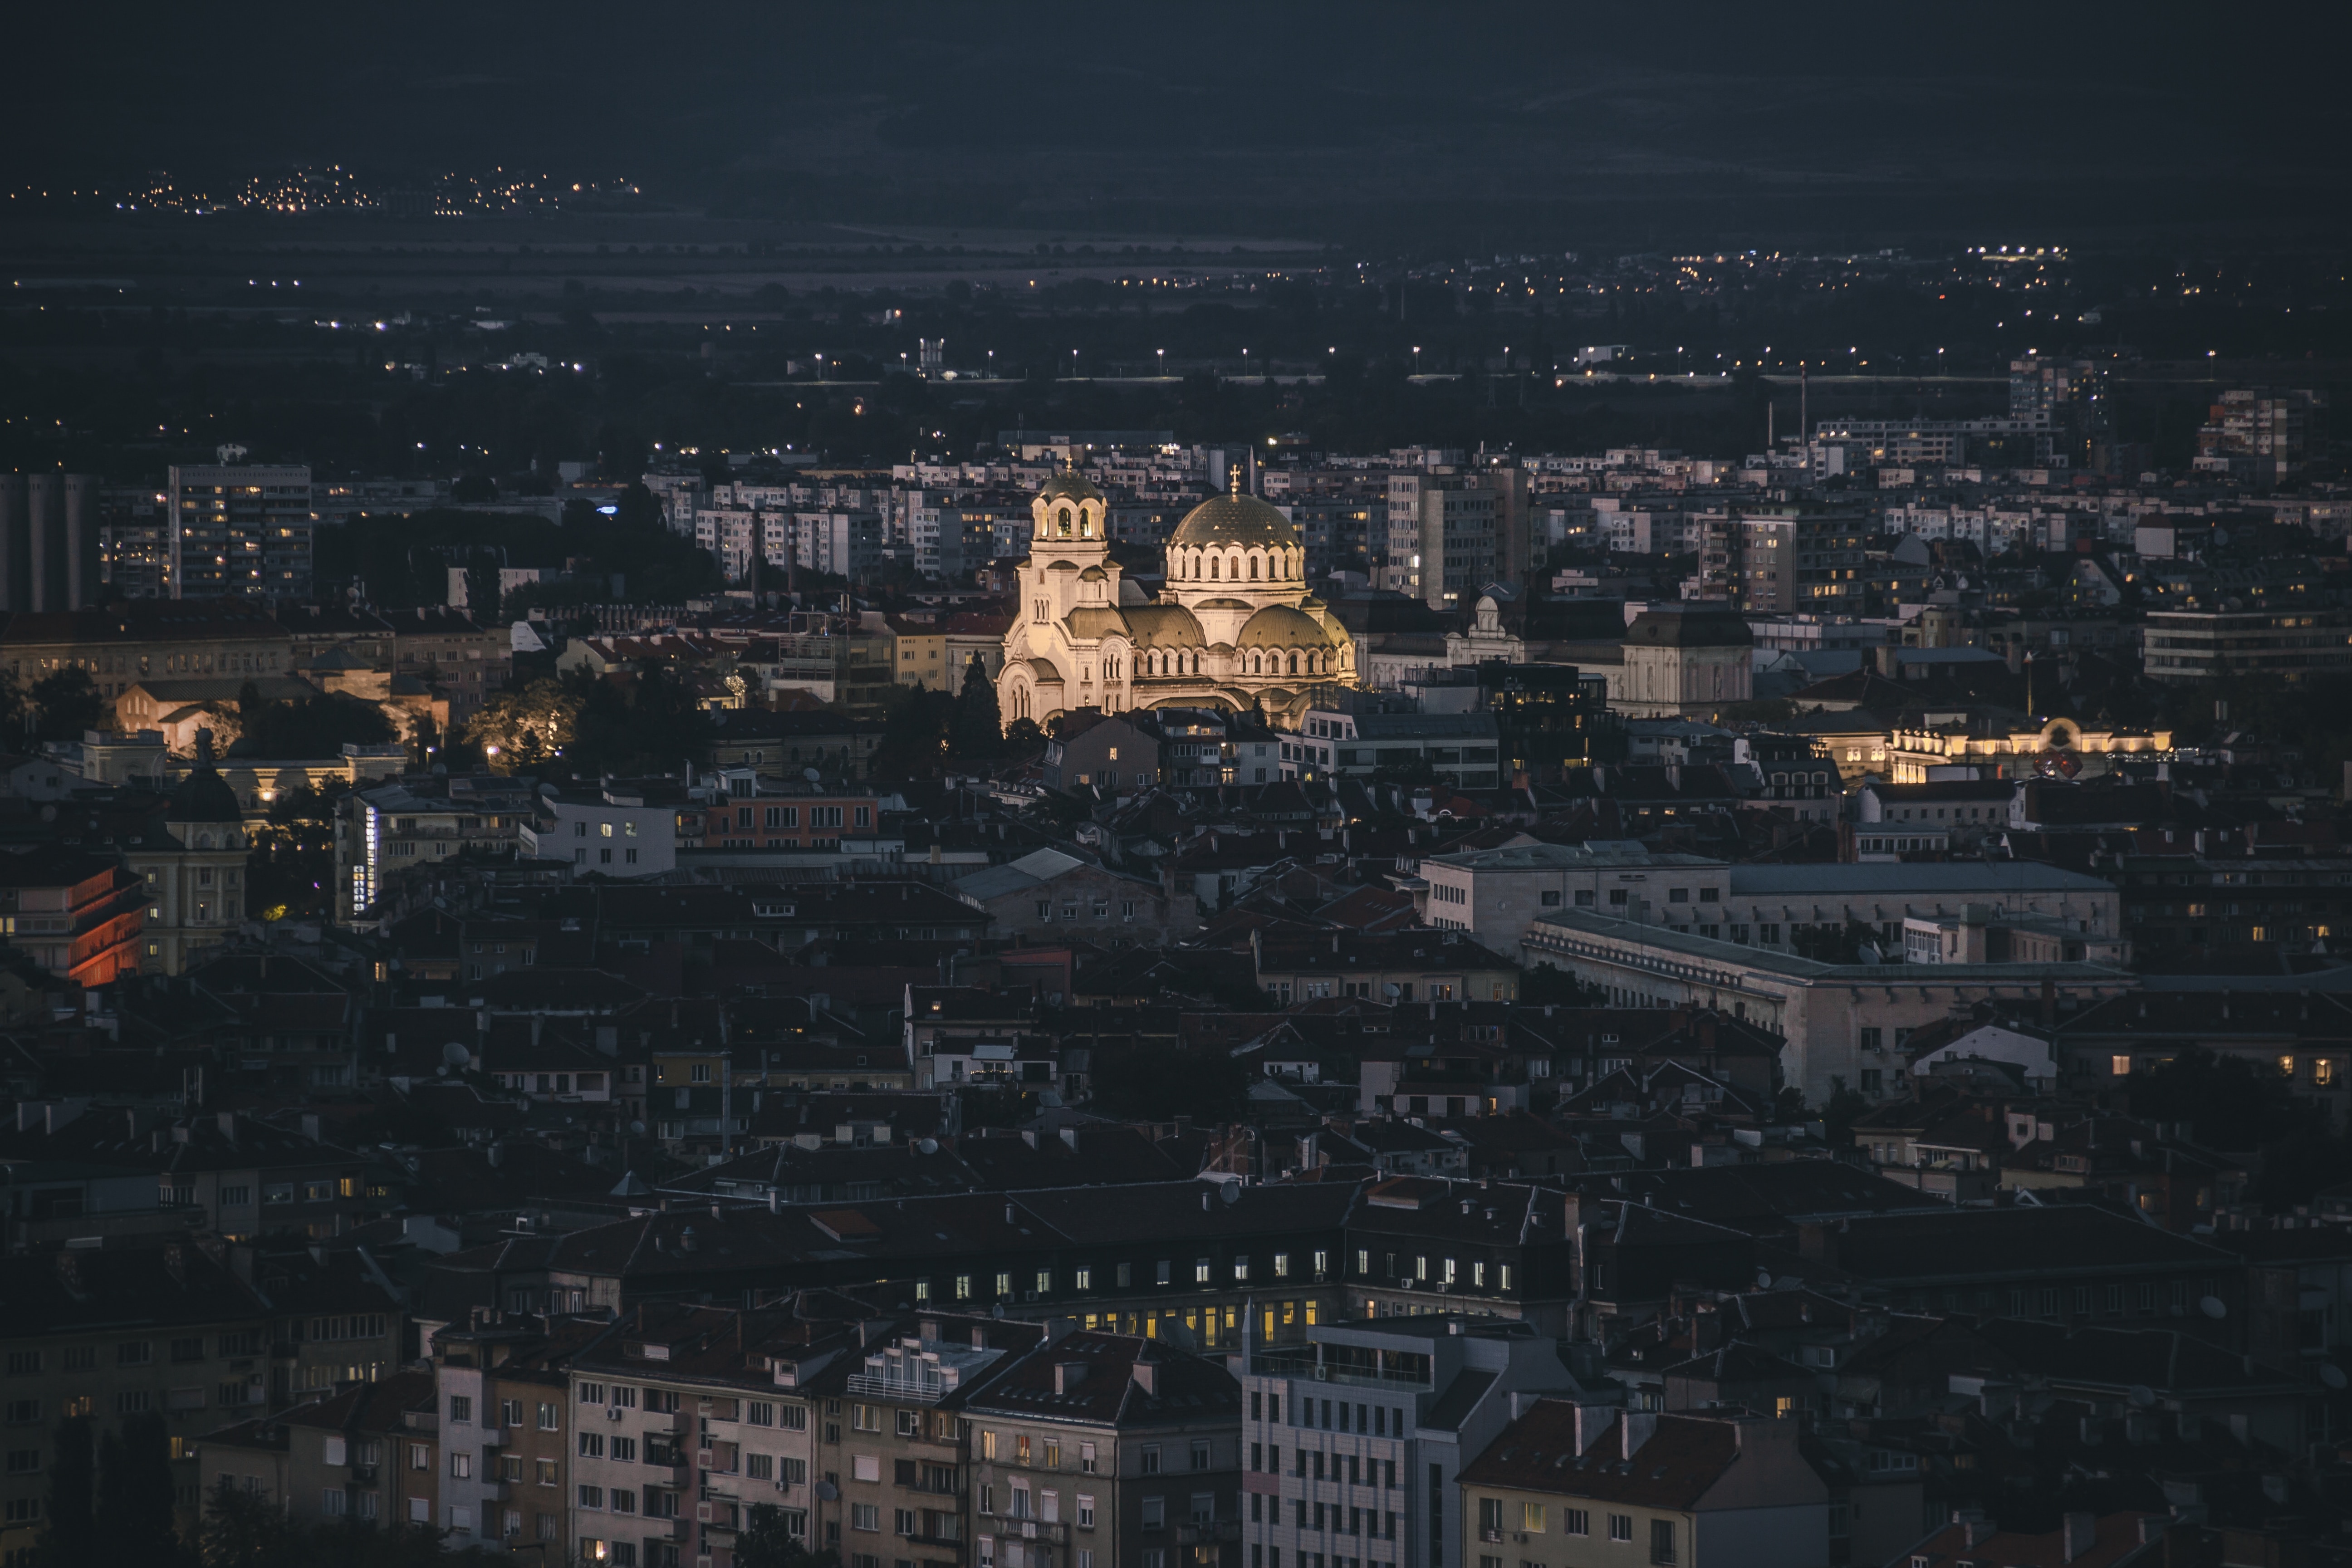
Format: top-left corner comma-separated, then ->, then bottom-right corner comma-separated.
1415,842 -> 1727,954
1458,1403 -> 1828,1568
1244,1317 -> 1588,1568
520,780 -> 686,878
1521,911 -> 2136,1105
952,846 -> 1195,949
964,1330 -> 1244,1568
2142,608 -> 2352,684
337,776 -> 535,925
167,462 -> 314,598
0,846 -> 145,986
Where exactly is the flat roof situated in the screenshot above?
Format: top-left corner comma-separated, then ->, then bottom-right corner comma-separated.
1727,863 -> 2115,897
1522,910 -> 2136,986
1422,842 -> 1724,873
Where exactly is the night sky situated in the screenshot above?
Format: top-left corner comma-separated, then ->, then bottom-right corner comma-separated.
18,0 -> 2352,249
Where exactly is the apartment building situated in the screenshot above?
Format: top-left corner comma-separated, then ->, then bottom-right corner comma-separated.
805,1317 -> 1037,1568
166,462 -> 314,598
1457,1404 -> 1828,1568
1384,476 -> 1499,611
432,1313 -> 615,1555
521,779 -> 688,879
963,1330 -> 1244,1568
0,1240 -> 276,1560
570,1304 -> 855,1568
1242,1318 -> 1586,1568
198,1369 -> 439,1534
1731,505 -> 1872,615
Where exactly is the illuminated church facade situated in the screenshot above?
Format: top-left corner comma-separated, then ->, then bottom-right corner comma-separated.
997,471 -> 1357,729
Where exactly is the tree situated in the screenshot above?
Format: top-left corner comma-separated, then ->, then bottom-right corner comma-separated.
869,688 -> 958,784
230,696 -> 397,758
28,667 -> 108,743
465,552 -> 504,623
1819,1075 -> 1870,1142
1002,716 -> 1046,760
1092,1041 -> 1251,1122
951,656 -> 1003,758
95,1409 -> 186,1568
461,678 -> 583,772
735,1505 -> 839,1568
40,1415 -> 96,1566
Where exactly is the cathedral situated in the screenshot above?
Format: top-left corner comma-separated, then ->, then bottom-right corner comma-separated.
997,470 -> 1357,730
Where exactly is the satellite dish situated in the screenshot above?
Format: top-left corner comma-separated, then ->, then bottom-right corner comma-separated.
629,1119 -> 647,1136
2198,1296 -> 2227,1320
2127,1384 -> 2156,1408
804,767 -> 822,784
916,1137 -> 939,1155
2321,1365 -> 2348,1391
441,1041 -> 472,1069
1220,1181 -> 1241,1206
814,1480 -> 839,1502
990,1302 -> 1005,1319
1755,1269 -> 1774,1290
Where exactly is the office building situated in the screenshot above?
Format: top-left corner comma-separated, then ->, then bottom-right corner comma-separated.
1243,1318 -> 1586,1568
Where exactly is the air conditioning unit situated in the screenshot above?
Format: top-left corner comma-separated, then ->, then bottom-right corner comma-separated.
605,1407 -> 625,1421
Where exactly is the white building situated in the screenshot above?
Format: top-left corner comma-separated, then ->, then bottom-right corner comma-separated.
520,780 -> 683,878
1416,841 -> 1729,952
1520,911 -> 2135,1105
1243,1318 -> 1588,1568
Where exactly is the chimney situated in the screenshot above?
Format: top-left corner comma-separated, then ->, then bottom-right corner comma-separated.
2039,977 -> 2056,1029
1962,1518 -> 1995,1548
1573,1405 -> 1611,1456
1620,1411 -> 1656,1459
2061,1513 -> 2096,1563
1131,1360 -> 1157,1396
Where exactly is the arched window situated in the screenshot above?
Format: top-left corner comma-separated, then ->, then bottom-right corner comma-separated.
1058,506 -> 1073,538
1230,552 -> 1243,580
1209,555 -> 1220,579
1288,652 -> 1299,675
1249,555 -> 1259,580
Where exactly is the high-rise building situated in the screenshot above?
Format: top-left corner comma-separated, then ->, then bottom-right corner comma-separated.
100,482 -> 171,599
2194,388 -> 2324,484
1384,473 -> 1499,610
167,461 -> 314,598
1730,503 -> 1872,615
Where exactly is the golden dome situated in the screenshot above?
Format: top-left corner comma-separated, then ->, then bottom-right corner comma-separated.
1038,469 -> 1104,505
1236,604 -> 1343,650
1170,492 -> 1297,550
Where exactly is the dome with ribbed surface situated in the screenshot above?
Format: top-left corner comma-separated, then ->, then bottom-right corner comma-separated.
1236,604 -> 1343,650
1170,492 -> 1297,550
1038,469 -> 1104,505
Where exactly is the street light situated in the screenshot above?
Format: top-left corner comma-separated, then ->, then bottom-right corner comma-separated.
1156,348 -> 1165,377
1412,345 -> 1422,375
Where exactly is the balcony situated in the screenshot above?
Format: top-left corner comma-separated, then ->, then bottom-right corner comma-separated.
1181,1521 -> 1241,1546
641,1461 -> 692,1489
641,1410 -> 689,1436
1005,1519 -> 1068,1544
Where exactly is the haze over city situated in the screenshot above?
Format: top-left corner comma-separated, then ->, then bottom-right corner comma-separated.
0,7 -> 2349,1568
